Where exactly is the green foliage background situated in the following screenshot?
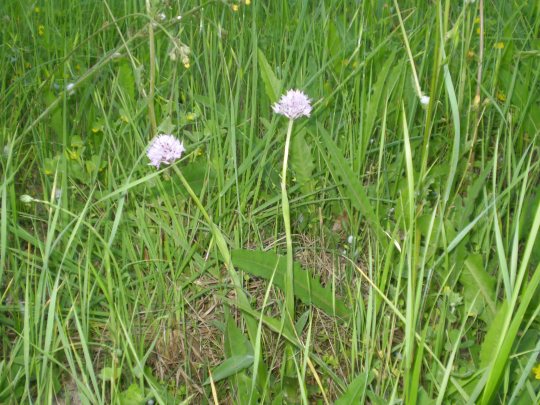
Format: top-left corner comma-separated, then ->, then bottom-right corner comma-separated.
0,0 -> 539,403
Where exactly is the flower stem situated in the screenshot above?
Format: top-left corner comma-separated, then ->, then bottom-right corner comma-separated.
281,119 -> 295,327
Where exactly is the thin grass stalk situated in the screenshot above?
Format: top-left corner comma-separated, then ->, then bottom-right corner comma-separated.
145,0 -> 157,137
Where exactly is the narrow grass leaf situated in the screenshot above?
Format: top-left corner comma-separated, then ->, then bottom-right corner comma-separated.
441,55 -> 460,204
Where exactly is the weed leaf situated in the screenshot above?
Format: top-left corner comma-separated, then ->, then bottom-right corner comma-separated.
258,49 -> 281,103
204,354 -> 254,385
232,249 -> 350,319
463,254 -> 496,314
479,301 -> 508,369
313,124 -> 386,247
335,371 -> 372,405
290,129 -> 315,194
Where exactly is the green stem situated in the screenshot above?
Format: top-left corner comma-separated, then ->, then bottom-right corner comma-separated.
281,119 -> 295,327
393,0 -> 422,98
146,0 -> 157,137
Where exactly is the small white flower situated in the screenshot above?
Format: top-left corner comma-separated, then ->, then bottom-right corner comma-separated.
176,15 -> 182,21
157,13 -> 166,21
347,235 -> 354,244
112,52 -> 122,59
420,95 -> 430,105
147,134 -> 185,168
20,194 -> 34,204
66,83 -> 75,93
168,49 -> 178,61
272,89 -> 312,120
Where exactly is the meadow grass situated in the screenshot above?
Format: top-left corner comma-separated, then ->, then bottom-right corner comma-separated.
1,0 -> 539,403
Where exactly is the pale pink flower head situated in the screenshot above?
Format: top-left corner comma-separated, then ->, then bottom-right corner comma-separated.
147,134 -> 185,168
272,89 -> 312,120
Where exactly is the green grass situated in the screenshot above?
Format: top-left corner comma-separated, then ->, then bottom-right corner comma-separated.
1,0 -> 540,403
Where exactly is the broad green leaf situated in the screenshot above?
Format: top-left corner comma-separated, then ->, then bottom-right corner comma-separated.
335,372 -> 372,405
224,313 -> 253,403
290,129 -> 315,195
119,384 -> 145,405
232,249 -> 350,319
43,91 -> 64,138
157,116 -> 176,134
520,189 -> 540,266
258,49 -> 281,103
225,315 -> 253,358
178,160 -> 216,196
204,354 -> 254,385
118,61 -> 135,100
459,161 -> 494,227
479,301 -> 508,368
99,366 -> 121,381
362,52 -> 398,153
313,124 -> 387,247
462,254 -> 496,314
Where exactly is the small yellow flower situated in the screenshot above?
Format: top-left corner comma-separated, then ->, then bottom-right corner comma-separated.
67,150 -> 79,160
186,112 -> 196,121
232,4 -> 239,12
474,17 -> 480,24
533,364 -> 540,380
183,62 -> 190,69
38,25 -> 45,36
92,121 -> 104,133
245,0 -> 251,4
496,91 -> 506,102
472,94 -> 481,109
34,6 -> 40,13
494,42 -> 504,49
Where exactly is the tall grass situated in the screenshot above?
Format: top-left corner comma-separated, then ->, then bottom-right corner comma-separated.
1,0 -> 539,403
